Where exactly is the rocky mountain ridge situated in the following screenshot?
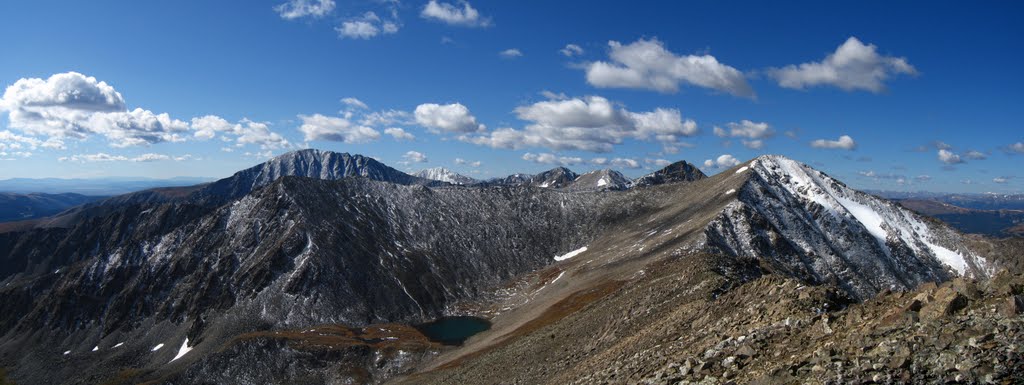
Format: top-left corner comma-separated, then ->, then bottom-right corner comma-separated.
0,150 -> 1016,385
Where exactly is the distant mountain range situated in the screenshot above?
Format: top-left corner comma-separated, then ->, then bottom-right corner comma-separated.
0,176 -> 214,195
871,190 -> 1024,211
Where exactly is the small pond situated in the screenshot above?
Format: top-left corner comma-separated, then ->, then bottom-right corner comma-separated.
414,316 -> 491,346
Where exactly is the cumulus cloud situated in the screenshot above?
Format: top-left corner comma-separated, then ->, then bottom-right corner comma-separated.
191,115 -> 291,149
402,150 -> 428,163
560,44 -> 584,57
499,48 -> 523,58
297,114 -> 380,143
384,127 -> 415,141
584,38 -> 753,98
341,97 -> 368,110
937,149 -> 963,164
1008,142 -> 1024,154
337,11 -> 400,39
713,120 -> 774,139
768,37 -> 917,92
703,154 -> 740,169
810,135 -> 857,150
522,152 -> 584,166
414,103 -> 485,133
609,158 -> 641,169
0,72 -> 194,148
963,150 -> 987,160
275,0 -> 335,20
645,158 -> 673,167
460,96 -> 696,153
455,158 -> 481,167
420,0 -> 490,27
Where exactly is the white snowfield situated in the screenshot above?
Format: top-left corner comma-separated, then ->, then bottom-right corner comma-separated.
152,343 -> 164,351
170,338 -> 192,362
554,246 -> 588,261
752,156 -> 979,275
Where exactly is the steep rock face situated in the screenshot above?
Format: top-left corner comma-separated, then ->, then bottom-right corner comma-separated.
413,167 -> 477,185
703,156 -> 991,299
567,169 -> 632,191
193,149 -> 439,203
633,160 -> 706,187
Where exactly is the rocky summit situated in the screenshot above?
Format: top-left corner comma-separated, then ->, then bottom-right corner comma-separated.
0,149 -> 1020,385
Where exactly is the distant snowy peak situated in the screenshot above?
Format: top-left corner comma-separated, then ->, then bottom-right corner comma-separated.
413,167 -> 477,185
568,169 -> 631,191
633,160 -> 706,187
704,155 -> 990,298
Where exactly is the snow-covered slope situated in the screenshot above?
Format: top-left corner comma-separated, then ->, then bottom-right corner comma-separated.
413,167 -> 477,185
704,155 -> 991,298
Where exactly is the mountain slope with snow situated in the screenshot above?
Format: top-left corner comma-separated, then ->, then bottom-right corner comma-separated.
567,169 -> 632,191
413,167 -> 477,185
704,155 -> 990,298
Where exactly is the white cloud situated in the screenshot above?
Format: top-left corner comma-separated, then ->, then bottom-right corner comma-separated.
1,72 -> 193,148
768,37 -> 917,92
714,120 -> 774,139
420,0 -> 490,27
584,38 -> 753,98
645,158 -> 673,167
609,158 -> 641,169
341,97 -> 369,110
58,153 -> 128,162
703,154 -> 740,169
460,96 -> 696,153
560,44 -> 584,57
993,177 -> 1010,184
741,139 -> 765,149
132,153 -> 171,162
810,135 -> 857,150
191,115 -> 291,149
414,103 -> 485,133
297,113 -> 380,143
499,48 -> 523,58
915,175 -> 932,182
539,90 -> 568,100
275,0 -> 335,20
1009,142 -> 1024,154
455,158 -> 481,167
384,127 -> 415,141
337,12 -> 400,39
521,152 -> 584,166
963,150 -> 987,160
937,149 -> 963,164
402,150 -> 428,163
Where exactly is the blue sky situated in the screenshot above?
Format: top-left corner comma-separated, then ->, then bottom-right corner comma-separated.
0,0 -> 1021,193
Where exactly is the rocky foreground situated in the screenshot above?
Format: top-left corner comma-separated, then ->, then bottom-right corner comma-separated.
403,255 -> 1023,385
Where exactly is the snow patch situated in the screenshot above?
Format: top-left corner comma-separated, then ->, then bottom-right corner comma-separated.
927,244 -> 967,275
725,189 -> 736,195
151,343 -> 164,351
92,346 -> 99,352
554,246 -> 588,261
113,342 -> 124,348
170,338 -> 192,362
63,350 -> 71,355
735,166 -> 749,174
597,177 -> 608,187
551,271 -> 566,283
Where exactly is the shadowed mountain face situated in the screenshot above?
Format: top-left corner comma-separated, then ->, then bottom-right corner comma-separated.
633,160 -> 706,187
0,150 -> 1011,385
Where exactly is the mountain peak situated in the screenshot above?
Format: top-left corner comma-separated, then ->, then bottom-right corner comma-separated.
633,159 -> 706,187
